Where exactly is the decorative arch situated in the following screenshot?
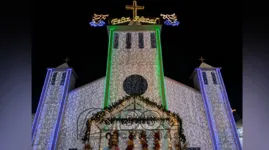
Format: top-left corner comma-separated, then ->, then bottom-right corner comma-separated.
82,95 -> 188,150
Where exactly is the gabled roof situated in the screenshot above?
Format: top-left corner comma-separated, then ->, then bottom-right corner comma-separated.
56,63 -> 78,79
199,62 -> 214,68
190,62 -> 221,79
56,63 -> 70,69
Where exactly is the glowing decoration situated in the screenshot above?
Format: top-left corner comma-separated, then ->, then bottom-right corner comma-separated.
160,14 -> 180,26
111,17 -> 131,25
111,16 -> 159,25
126,0 -> 144,19
133,16 -> 159,24
111,0 -> 159,25
89,14 -> 109,27
164,19 -> 180,26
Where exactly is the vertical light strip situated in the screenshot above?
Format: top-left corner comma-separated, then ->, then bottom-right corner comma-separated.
51,69 -> 72,150
156,28 -> 168,109
216,69 -> 242,150
32,68 -> 52,141
104,28 -> 115,108
197,68 -> 219,150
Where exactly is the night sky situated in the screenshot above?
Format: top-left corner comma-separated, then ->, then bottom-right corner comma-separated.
33,0 -> 241,119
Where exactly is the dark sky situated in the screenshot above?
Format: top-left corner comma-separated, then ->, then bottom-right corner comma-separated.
33,0 -> 241,118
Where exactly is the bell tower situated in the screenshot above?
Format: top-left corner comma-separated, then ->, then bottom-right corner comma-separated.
191,58 -> 242,150
103,1 -> 167,108
104,25 -> 167,107
89,0 -> 180,109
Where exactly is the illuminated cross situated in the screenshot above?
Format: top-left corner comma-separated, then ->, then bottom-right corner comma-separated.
199,56 -> 206,63
64,57 -> 70,63
125,0 -> 144,19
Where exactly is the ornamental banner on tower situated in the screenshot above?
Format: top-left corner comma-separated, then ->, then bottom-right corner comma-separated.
89,0 -> 180,27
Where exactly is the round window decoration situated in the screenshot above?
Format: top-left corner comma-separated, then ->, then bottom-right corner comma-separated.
123,74 -> 148,96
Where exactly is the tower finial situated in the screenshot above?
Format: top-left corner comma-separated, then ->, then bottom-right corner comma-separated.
64,57 -> 70,63
199,56 -> 206,63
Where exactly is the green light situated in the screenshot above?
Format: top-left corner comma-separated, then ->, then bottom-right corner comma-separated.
103,28 -> 114,108
104,25 -> 167,110
156,28 -> 168,110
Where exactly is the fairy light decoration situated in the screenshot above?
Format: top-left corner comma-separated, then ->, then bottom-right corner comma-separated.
89,14 -> 109,27
160,13 -> 180,26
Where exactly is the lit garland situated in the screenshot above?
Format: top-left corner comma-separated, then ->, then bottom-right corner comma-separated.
167,129 -> 173,150
84,95 -> 186,144
111,130 -> 119,149
126,131 -> 135,150
139,130 -> 148,150
105,117 -> 170,125
84,144 -> 91,150
153,131 -> 161,150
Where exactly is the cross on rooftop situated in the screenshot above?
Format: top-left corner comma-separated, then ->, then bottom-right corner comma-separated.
125,0 -> 145,19
64,57 -> 70,63
199,56 -> 206,63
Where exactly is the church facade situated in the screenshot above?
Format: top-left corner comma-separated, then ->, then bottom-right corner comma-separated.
32,1 -> 241,150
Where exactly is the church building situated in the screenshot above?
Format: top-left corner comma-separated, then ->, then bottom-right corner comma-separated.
32,1 -> 242,150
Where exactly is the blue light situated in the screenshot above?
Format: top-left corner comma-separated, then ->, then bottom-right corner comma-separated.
216,69 -> 242,150
51,69 -> 73,150
164,19 -> 180,26
197,68 -> 220,150
89,20 -> 106,27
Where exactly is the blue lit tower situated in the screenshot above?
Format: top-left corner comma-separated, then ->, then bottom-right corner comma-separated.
191,58 -> 242,150
32,62 -> 77,150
